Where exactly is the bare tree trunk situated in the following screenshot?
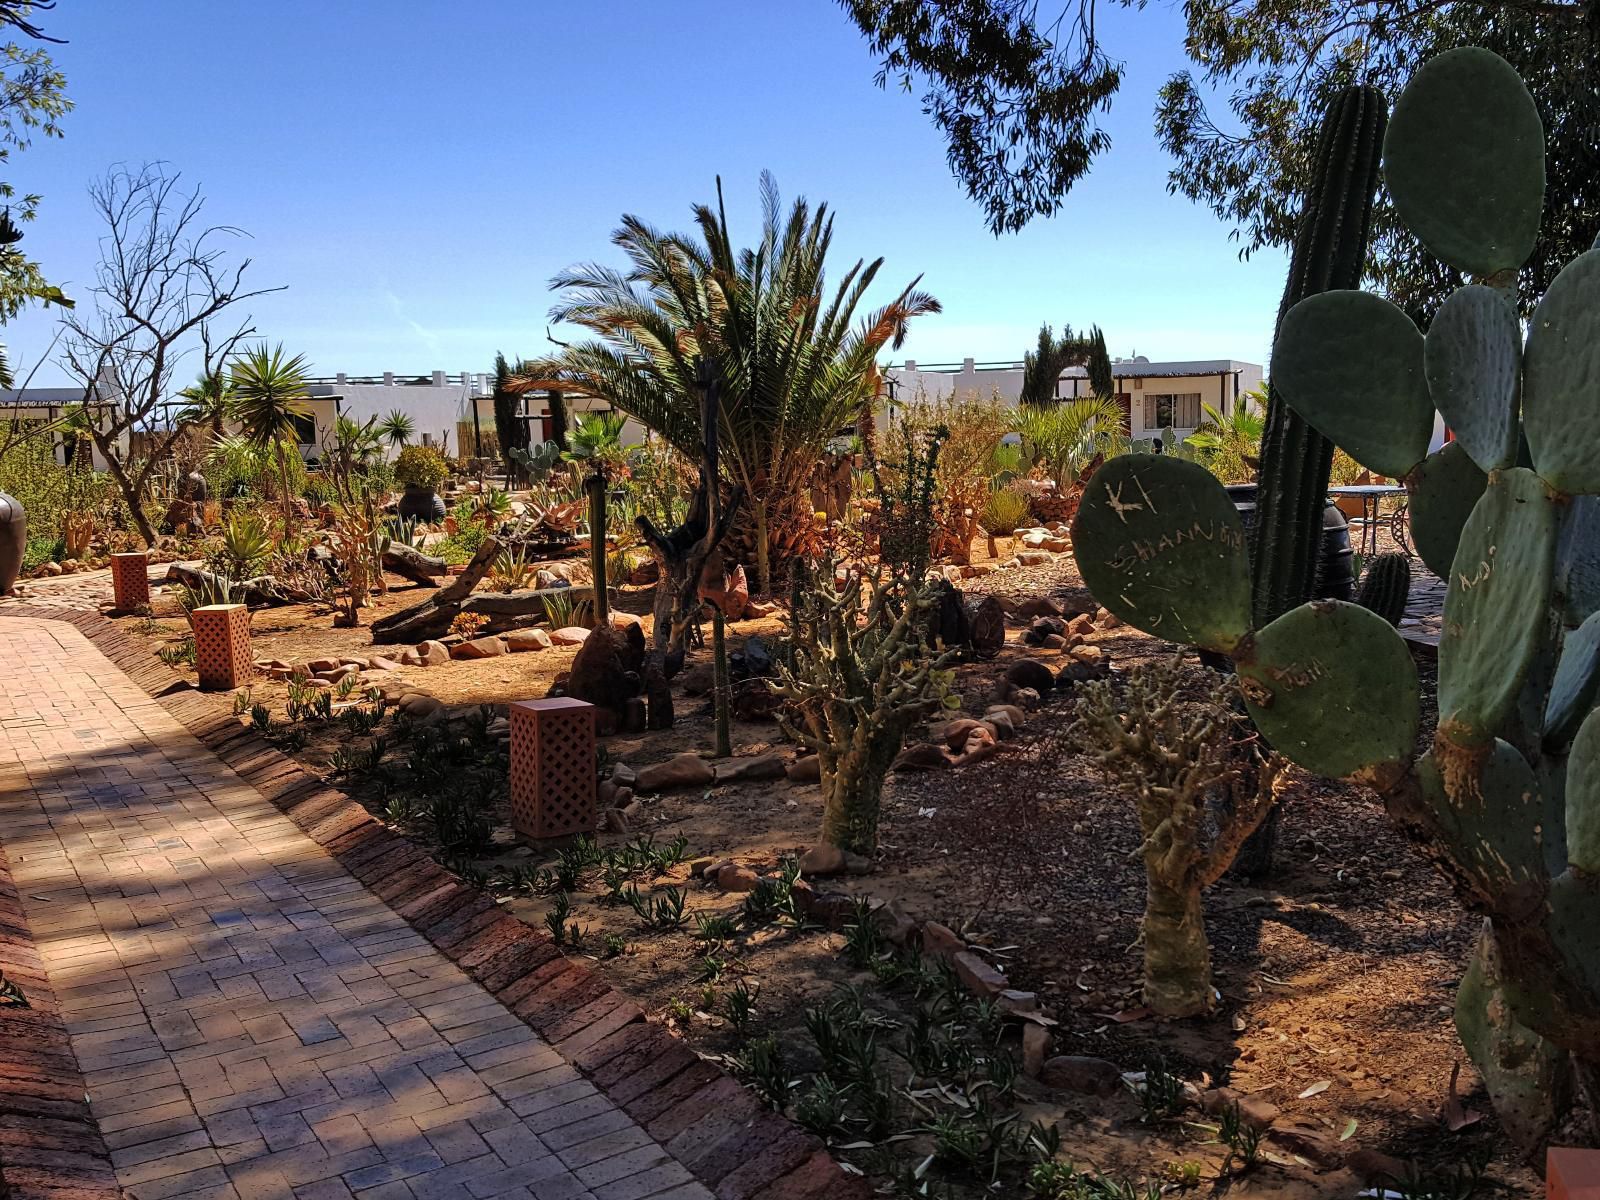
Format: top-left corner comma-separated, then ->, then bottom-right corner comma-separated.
1141,875 -> 1212,1017
92,429 -> 157,546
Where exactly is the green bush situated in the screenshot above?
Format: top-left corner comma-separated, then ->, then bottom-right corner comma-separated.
394,445 -> 449,490
23,536 -> 61,570
0,437 -> 71,542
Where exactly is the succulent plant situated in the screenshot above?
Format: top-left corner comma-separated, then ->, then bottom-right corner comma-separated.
1355,552 -> 1411,627
1072,47 -> 1600,1155
508,439 -> 563,482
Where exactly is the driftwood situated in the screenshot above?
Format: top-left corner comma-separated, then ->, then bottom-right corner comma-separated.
382,543 -> 448,587
370,537 -> 501,643
369,584 -> 595,644
164,562 -> 305,607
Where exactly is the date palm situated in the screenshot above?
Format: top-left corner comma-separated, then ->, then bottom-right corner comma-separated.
230,343 -> 312,535
177,371 -> 235,437
511,173 -> 939,592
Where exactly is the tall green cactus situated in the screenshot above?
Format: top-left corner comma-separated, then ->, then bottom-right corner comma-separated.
1355,552 -> 1412,627
1074,48 -> 1600,1156
1250,85 -> 1386,627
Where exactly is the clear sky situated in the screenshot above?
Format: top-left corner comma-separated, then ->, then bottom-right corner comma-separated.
5,0 -> 1291,388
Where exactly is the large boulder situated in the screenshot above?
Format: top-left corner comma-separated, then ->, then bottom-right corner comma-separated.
563,622 -> 641,725
505,628 -> 553,652
636,752 -> 716,792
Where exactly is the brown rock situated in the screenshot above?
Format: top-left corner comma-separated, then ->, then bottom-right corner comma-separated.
997,989 -> 1042,1018
1005,659 -> 1055,694
398,648 -> 424,667
307,657 -> 341,674
1095,606 -> 1122,629
635,752 -> 716,792
1040,633 -> 1067,649
398,694 -> 443,719
1345,1149 -> 1408,1185
1009,687 -> 1042,711
1040,1056 -> 1123,1097
565,621 -> 639,722
1022,1024 -> 1051,1078
937,718 -> 983,751
893,743 -> 951,772
366,655 -> 404,672
713,753 -> 787,783
785,754 -> 820,783
600,808 -> 629,834
452,636 -> 507,659
505,628 -> 553,652
1012,596 -> 1063,619
713,864 -> 759,892
798,843 -> 845,876
986,703 -> 1026,730
417,640 -> 451,667
919,921 -> 965,963
610,762 -> 637,788
981,709 -> 1014,739
1067,613 -> 1096,638
1266,1124 -> 1344,1169
1197,1087 -> 1279,1130
698,556 -> 750,619
609,611 -> 644,631
688,857 -> 717,877
550,626 -> 590,646
952,950 -> 1007,997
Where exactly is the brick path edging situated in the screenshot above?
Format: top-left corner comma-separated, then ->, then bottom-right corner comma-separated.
1,606 -> 863,1200
0,839 -> 121,1200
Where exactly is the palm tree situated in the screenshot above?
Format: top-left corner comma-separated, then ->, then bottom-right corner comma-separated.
230,344 -> 312,535
378,408 -> 415,451
510,173 -> 940,592
1016,396 -> 1128,491
1185,389 -> 1266,483
177,371 -> 235,437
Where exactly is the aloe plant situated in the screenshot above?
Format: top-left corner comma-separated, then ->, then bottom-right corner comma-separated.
1072,47 -> 1600,1154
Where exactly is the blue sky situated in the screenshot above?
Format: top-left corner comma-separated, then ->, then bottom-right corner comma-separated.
5,1 -> 1290,387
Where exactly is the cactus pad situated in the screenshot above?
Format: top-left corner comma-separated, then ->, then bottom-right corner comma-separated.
1236,599 -> 1419,782
1071,455 -> 1251,653
1406,442 -> 1488,579
1544,611 -> 1600,752
1566,710 -> 1600,874
1438,468 -> 1557,747
1419,740 -> 1546,894
1424,284 -> 1522,472
1523,250 -> 1600,494
1383,47 -> 1544,276
1557,496 -> 1600,626
1273,290 -> 1433,478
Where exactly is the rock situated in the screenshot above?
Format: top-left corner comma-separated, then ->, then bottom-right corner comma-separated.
599,808 -> 630,834
731,676 -> 784,721
981,710 -> 1015,739
1022,1024 -> 1051,1078
1017,551 -> 1053,565
307,657 -> 341,674
1265,1124 -> 1343,1169
985,703 -> 1026,730
954,726 -> 999,766
1095,606 -> 1122,629
919,921 -> 965,963
317,663 -> 358,684
1006,659 -> 1055,694
893,743 -> 950,772
873,903 -> 916,945
745,599 -> 779,618
1068,644 -> 1105,668
1008,687 -> 1042,711
598,779 -> 619,807
1345,1149 -> 1409,1186
635,752 -> 716,792
418,640 -> 451,667
543,561 -> 590,585
699,555 -> 750,619
688,857 -> 717,877
534,569 -> 568,590
997,989 -> 1042,1018
1041,634 -> 1067,649
398,694 -> 443,720
452,636 -> 507,659
713,753 -> 787,783
39,561 -> 61,576
609,611 -> 644,632
550,627 -> 590,646
785,755 -> 820,783
398,648 -> 424,667
1039,1056 -> 1123,1097
1197,1087 -> 1279,1130
712,864 -> 759,892
367,655 -> 404,672
1067,613 -> 1096,638
730,635 -> 774,679
679,662 -> 715,696
611,786 -> 634,809
1012,596 -> 1063,620
377,680 -> 411,704
610,762 -> 637,788
937,718 -> 983,751
842,850 -> 874,875
565,622 -> 640,723
952,950 -> 1006,997
306,678 -> 334,691
505,628 -> 553,652
799,843 -> 845,877
621,696 -> 647,733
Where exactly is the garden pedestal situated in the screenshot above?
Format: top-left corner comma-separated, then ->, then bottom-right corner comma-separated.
1550,1148 -> 1600,1199
110,551 -> 150,611
191,603 -> 251,691
509,698 -> 596,840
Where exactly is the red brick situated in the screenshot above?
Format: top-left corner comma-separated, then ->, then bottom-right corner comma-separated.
625,1062 -> 731,1129
1550,1148 -> 1600,1200
472,937 -> 561,995
603,1039 -> 700,1106
712,1125 -> 819,1199
751,1149 -> 868,1200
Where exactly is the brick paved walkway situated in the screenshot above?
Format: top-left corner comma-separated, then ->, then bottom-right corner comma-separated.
0,616 -> 711,1200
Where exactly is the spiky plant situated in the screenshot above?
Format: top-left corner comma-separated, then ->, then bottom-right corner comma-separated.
230,344 -> 312,536
509,172 -> 940,593
378,408 -> 415,450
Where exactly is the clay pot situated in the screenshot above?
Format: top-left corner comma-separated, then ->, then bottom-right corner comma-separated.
0,490 -> 25,595
398,484 -> 446,523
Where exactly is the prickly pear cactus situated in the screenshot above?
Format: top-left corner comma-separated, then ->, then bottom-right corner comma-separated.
1072,46 -> 1600,1154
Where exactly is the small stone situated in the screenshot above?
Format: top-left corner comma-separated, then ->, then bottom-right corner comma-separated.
997,989 -> 1042,1017
919,920 -> 965,963
986,703 -> 1026,730
893,743 -> 950,772
505,628 -> 553,652
1013,596 -> 1063,620
842,850 -> 874,875
873,903 -> 916,945
307,657 -> 341,674
1017,551 -> 1052,566
688,857 -> 717,877
745,599 -> 779,618
417,640 -> 451,667
609,611 -> 644,631
600,808 -> 629,834
610,762 -> 637,788
1022,1024 -> 1051,1078
952,950 -> 1007,997
452,636 -> 507,659
1095,606 -> 1122,630
785,755 -> 820,783
799,844 -> 845,876
1039,1056 -> 1123,1096
981,710 -> 1014,739
1067,613 -> 1096,638
635,752 -> 716,792
398,648 -> 423,667
1008,686 -> 1042,711
550,627 -> 590,646
714,865 -> 759,892
1041,633 -> 1067,649
1197,1087 -> 1279,1130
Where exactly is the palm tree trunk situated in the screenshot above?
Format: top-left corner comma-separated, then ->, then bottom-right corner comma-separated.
754,498 -> 770,595
275,441 -> 295,536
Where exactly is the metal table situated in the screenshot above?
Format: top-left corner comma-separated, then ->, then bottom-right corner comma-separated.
1327,484 -> 1407,558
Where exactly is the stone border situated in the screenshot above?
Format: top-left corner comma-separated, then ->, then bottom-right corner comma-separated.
0,837 -> 121,1200
2,605 -> 864,1200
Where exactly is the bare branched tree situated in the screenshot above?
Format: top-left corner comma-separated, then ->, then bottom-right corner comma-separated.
60,164 -> 283,544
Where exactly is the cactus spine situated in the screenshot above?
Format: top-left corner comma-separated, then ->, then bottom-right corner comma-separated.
1355,552 -> 1412,627
1251,86 -> 1386,627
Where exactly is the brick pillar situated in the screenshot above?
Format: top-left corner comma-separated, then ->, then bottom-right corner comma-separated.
508,698 -> 597,839
191,604 -> 251,691
110,551 -> 150,611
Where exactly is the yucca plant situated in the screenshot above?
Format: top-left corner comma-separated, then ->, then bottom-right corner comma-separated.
510,172 -> 940,593
230,344 -> 313,536
378,408 -> 415,450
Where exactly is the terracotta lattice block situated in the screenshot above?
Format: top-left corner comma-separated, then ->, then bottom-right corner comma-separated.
509,698 -> 597,839
110,551 -> 150,611
1550,1148 -> 1600,1199
191,603 -> 251,691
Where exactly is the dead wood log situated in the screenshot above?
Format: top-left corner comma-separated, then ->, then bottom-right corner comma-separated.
382,542 -> 448,587
369,536 -> 501,643
164,562 -> 304,607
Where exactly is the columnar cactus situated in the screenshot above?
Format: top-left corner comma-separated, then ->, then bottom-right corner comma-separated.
1355,552 -> 1412,627
1073,47 -> 1600,1154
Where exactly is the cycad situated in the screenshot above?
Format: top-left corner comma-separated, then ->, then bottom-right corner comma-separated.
511,173 -> 939,592
230,344 -> 312,535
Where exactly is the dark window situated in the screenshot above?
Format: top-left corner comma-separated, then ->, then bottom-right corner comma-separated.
292,413 -> 316,445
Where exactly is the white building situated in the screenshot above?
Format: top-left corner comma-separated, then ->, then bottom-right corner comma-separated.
886,355 -> 1264,440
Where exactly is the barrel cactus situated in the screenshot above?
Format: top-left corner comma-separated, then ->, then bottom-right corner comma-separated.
1073,47 -> 1600,1154
1355,552 -> 1412,627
